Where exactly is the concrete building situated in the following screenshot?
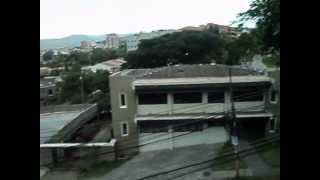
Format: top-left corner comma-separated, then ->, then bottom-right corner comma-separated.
40,77 -> 57,106
109,64 -> 277,154
267,68 -> 280,133
124,30 -> 177,51
180,23 -> 241,38
80,41 -> 96,49
81,58 -> 126,74
105,34 -> 121,49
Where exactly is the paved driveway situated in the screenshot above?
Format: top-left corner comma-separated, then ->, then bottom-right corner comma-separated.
83,143 -> 224,180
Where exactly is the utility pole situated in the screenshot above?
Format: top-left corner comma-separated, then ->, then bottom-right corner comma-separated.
79,76 -> 84,103
228,65 -> 240,180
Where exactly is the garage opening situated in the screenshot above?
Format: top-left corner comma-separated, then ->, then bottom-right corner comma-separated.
237,118 -> 268,141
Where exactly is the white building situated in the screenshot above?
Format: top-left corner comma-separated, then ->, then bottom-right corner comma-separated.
81,58 -> 126,73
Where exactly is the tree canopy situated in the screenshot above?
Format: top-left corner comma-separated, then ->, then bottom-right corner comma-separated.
237,0 -> 280,53
124,30 -> 227,68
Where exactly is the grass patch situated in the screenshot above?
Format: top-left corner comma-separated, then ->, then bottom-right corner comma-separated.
257,142 -> 280,168
212,142 -> 247,170
79,160 -> 127,179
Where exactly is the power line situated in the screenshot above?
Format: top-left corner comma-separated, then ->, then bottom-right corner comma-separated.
40,89 -> 265,134
41,103 -> 266,148
136,135 -> 280,180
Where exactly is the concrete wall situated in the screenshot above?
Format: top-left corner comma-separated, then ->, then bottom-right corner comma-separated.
109,75 -> 139,154
40,148 -> 53,166
267,69 -> 280,131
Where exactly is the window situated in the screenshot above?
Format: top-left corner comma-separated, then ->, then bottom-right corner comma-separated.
121,122 -> 129,136
270,90 -> 278,103
233,89 -> 264,102
119,93 -> 127,108
48,89 -> 53,95
208,92 -> 225,103
138,93 -> 167,105
174,92 -> 202,104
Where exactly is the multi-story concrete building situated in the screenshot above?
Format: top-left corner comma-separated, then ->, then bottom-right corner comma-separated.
180,23 -> 241,38
105,33 -> 121,49
109,64 -> 277,154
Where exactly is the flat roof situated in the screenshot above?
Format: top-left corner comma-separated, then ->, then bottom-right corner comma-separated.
40,111 -> 82,144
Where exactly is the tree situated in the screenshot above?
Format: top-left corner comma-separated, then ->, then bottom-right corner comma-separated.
43,50 -> 54,61
58,68 -> 110,105
237,0 -> 280,53
225,32 -> 259,65
125,30 -> 227,68
91,48 -> 118,64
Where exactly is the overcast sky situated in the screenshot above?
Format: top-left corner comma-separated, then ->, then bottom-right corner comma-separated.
40,0 -> 254,39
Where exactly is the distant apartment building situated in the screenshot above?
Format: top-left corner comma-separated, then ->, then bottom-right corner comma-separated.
105,34 -> 121,49
180,23 -> 241,38
124,30 -> 177,51
80,41 -> 96,49
109,64 -> 278,154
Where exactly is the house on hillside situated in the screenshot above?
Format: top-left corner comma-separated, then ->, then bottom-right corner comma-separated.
109,64 -> 277,155
81,58 -> 126,74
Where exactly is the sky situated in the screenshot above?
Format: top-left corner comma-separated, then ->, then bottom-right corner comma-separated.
40,0 -> 255,39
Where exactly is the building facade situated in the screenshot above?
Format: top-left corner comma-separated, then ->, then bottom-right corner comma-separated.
109,64 -> 277,154
180,23 -> 241,38
40,78 -> 57,107
105,34 -> 121,49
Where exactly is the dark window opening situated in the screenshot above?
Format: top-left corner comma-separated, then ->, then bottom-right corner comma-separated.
270,119 -> 275,130
122,123 -> 128,135
120,94 -> 126,107
271,90 -> 277,102
208,92 -> 225,103
138,93 -> 167,105
174,92 -> 202,104
48,89 -> 53,95
233,89 -> 264,102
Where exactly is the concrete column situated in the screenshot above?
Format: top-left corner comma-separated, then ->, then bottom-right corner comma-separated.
224,90 -> 231,113
202,92 -> 208,113
168,93 -> 173,114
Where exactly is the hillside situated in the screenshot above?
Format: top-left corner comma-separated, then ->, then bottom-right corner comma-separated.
40,35 -> 106,49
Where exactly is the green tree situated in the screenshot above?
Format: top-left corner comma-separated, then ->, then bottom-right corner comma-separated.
237,0 -> 280,53
58,69 -> 110,105
225,32 -> 259,65
91,48 -> 118,64
125,30 -> 226,68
